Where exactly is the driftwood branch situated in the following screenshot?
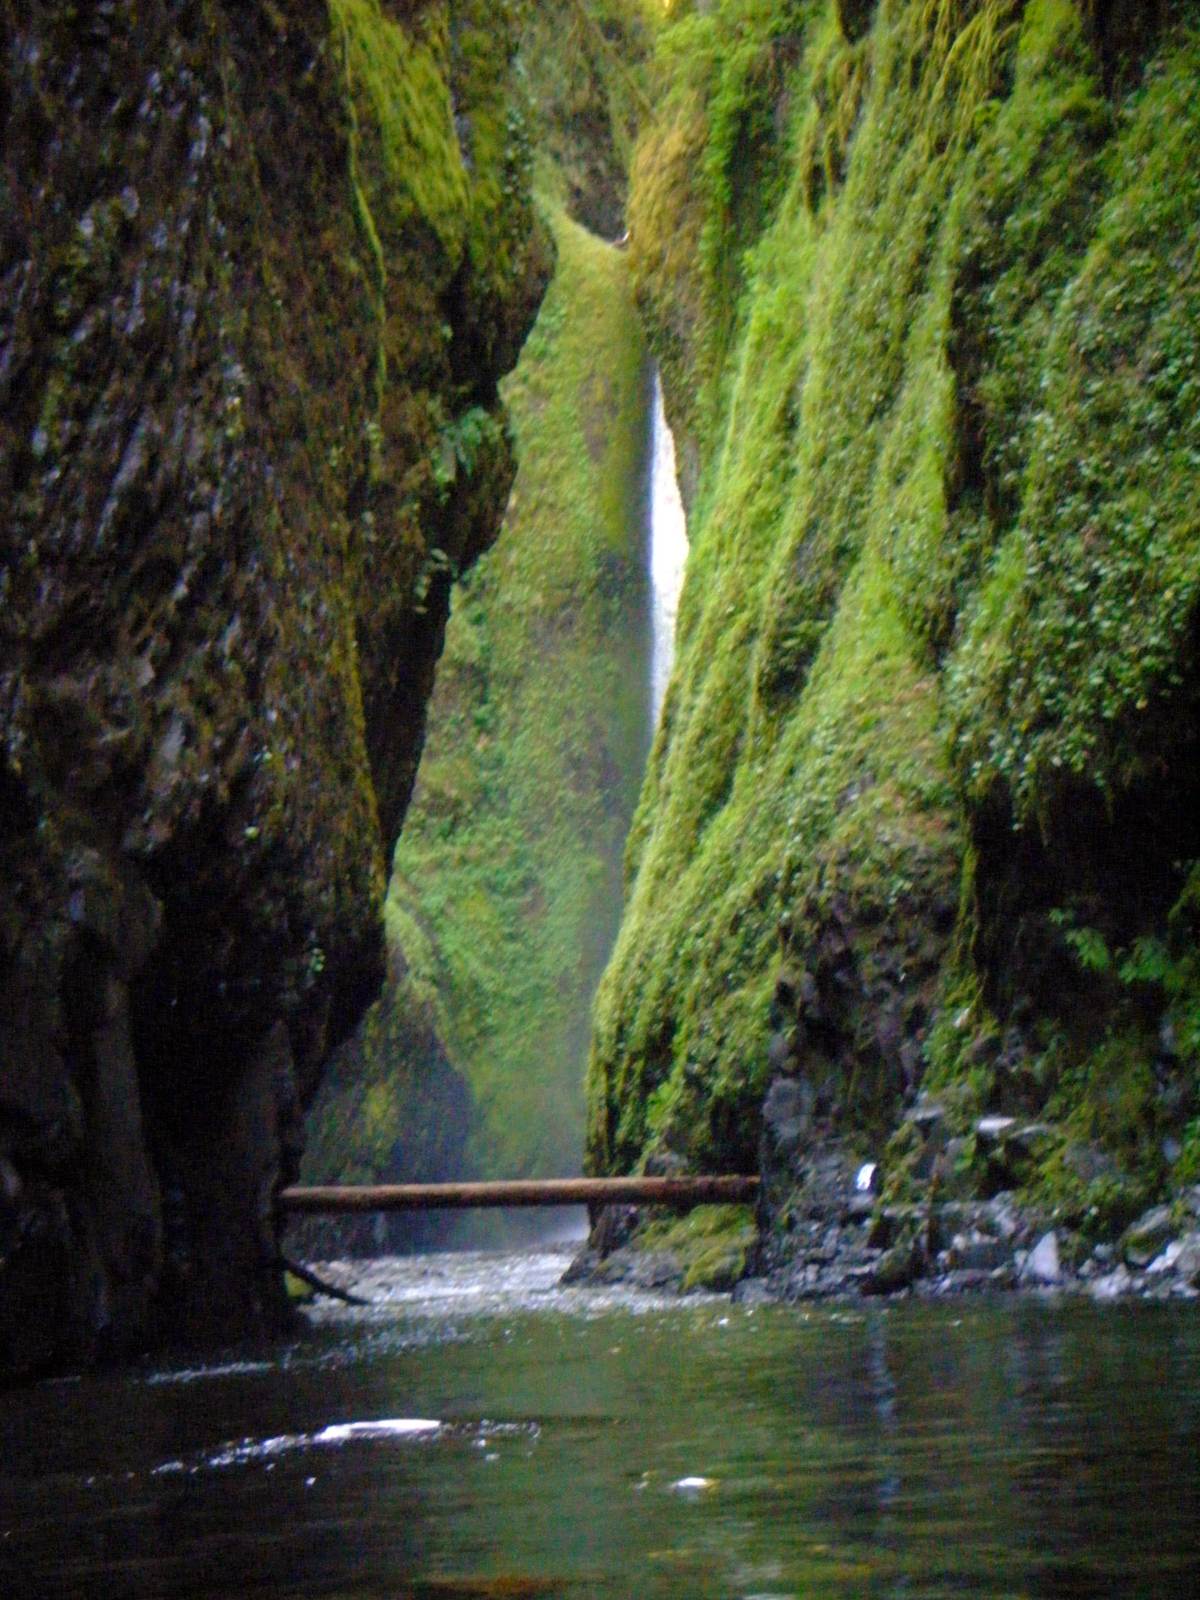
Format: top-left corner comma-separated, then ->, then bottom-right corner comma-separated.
277,1253 -> 372,1306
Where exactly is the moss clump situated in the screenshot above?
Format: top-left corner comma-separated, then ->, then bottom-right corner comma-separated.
947,29 -> 1200,813
637,1203 -> 758,1290
590,0 -> 1200,1219
331,0 -> 470,259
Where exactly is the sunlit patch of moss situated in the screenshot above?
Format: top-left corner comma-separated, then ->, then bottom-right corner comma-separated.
330,0 -> 469,259
947,27 -> 1200,814
284,1272 -> 317,1303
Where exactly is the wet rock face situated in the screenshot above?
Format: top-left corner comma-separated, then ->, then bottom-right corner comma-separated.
0,0 -> 548,1377
762,826 -> 960,1152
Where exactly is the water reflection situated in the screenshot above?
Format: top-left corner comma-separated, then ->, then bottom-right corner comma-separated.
1,1248 -> 1198,1599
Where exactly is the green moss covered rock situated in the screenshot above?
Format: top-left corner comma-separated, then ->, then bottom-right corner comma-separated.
590,0 -> 1200,1245
0,0 -> 548,1376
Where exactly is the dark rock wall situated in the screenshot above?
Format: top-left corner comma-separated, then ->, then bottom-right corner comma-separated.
0,0 -> 549,1377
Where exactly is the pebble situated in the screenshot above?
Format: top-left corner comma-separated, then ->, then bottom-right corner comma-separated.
1175,1235 -> 1200,1288
976,1116 -> 1017,1143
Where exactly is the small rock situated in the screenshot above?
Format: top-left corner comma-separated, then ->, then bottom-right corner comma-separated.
911,1098 -> 946,1131
1089,1265 -> 1133,1302
985,1194 -> 1021,1241
730,1277 -> 771,1306
1174,1234 -> 1200,1288
1019,1230 -> 1061,1286
1147,1240 -> 1183,1275
628,1251 -> 685,1291
1121,1205 -> 1175,1268
932,1268 -> 997,1296
854,1161 -> 878,1194
948,1231 -> 1011,1273
863,1238 -> 920,1295
976,1115 -> 1017,1143
1008,1123 -> 1057,1156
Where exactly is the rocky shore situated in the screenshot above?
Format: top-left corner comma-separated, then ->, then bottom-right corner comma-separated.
751,1157 -> 1200,1308
567,1072 -> 1200,1306
568,1179 -> 1200,1306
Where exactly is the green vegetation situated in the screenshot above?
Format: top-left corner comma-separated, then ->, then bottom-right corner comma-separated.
331,0 -> 470,262
590,0 -> 1200,1218
517,0 -> 656,235
340,207 -> 650,1190
636,1203 -> 758,1290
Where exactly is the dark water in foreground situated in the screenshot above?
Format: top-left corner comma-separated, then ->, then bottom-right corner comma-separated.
3,1246 -> 1199,1600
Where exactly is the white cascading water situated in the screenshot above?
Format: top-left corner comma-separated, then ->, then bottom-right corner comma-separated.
648,366 -> 689,726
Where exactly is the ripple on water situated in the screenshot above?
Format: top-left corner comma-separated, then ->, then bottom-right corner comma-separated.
151,1416 -> 539,1477
144,1359 -> 274,1386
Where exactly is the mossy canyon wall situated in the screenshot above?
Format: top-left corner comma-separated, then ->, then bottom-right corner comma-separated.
0,0 -> 548,1376
297,3 -> 655,1253
300,210 -> 651,1253
588,0 -> 1200,1246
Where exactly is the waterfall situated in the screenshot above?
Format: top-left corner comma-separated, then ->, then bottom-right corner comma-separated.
648,366 -> 688,726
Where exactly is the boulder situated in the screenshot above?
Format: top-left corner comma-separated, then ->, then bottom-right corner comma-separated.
1019,1230 -> 1062,1287
1121,1206 -> 1176,1268
1174,1233 -> 1200,1288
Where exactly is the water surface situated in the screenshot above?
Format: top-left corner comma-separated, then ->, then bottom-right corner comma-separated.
2,1246 -> 1198,1599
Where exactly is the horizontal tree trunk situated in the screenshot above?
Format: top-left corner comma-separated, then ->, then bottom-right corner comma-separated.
279,1175 -> 759,1212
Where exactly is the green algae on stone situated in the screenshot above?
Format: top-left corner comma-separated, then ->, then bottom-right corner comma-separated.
636,1203 -> 758,1291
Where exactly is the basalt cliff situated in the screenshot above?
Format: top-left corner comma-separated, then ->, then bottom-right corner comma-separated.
586,0 -> 1200,1295
0,0 -> 548,1377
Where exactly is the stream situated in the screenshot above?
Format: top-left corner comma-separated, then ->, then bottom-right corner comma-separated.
3,1245 -> 1199,1599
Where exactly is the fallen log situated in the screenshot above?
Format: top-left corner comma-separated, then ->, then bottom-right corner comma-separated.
279,1175 -> 759,1213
